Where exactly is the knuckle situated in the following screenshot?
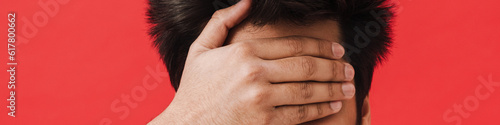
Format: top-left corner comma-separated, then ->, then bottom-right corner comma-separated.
209,11 -> 225,27
317,41 -> 326,56
299,57 -> 316,78
331,61 -> 341,80
316,103 -> 324,116
240,63 -> 264,81
285,37 -> 304,55
231,42 -> 253,56
245,86 -> 268,104
328,83 -> 335,97
212,10 -> 224,19
297,105 -> 308,121
299,82 -> 313,100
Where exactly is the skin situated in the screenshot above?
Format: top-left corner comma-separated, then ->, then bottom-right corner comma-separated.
149,0 -> 369,124
226,14 -> 359,125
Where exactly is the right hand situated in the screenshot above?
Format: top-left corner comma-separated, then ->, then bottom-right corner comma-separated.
149,0 -> 355,124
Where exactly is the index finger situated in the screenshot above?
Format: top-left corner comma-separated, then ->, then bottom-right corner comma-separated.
244,36 -> 345,60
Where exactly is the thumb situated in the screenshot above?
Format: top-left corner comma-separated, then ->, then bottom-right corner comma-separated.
191,0 -> 252,53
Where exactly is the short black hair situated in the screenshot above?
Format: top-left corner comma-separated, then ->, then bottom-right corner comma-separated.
147,0 -> 394,124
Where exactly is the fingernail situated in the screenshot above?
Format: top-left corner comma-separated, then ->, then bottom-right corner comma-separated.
329,101 -> 342,112
342,83 -> 355,98
344,63 -> 354,80
332,43 -> 345,58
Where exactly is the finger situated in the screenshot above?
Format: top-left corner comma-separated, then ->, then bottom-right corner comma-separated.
268,82 -> 355,106
191,0 -> 252,53
263,56 -> 355,83
272,101 -> 343,124
246,36 -> 345,60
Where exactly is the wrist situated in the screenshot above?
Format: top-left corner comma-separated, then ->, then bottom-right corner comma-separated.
148,104 -> 184,125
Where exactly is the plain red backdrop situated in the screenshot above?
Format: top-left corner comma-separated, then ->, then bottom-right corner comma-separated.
1,0 -> 499,124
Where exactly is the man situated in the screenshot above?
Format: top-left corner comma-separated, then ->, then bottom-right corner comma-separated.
147,0 -> 393,124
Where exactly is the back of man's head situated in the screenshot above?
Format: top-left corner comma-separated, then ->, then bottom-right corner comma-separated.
147,0 -> 394,124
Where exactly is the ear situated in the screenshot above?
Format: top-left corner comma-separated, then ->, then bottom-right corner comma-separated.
361,95 -> 371,125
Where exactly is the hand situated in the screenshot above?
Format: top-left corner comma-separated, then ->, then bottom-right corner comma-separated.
148,0 -> 355,124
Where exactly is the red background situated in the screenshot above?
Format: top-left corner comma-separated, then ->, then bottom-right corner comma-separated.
1,0 -> 499,124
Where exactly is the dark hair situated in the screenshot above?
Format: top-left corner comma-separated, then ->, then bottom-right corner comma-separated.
147,0 -> 394,124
